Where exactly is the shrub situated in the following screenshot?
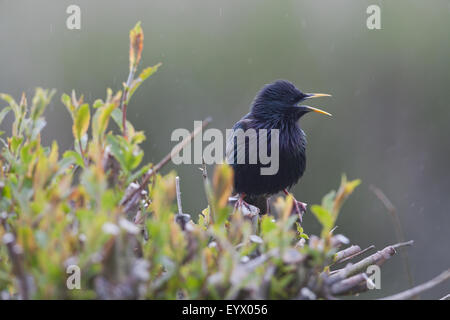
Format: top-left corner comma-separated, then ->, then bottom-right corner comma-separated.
0,22 -> 444,300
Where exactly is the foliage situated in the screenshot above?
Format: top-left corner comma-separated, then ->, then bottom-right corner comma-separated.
0,23 -> 405,300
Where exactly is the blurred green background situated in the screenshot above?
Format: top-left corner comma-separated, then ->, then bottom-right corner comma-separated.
1,0 -> 449,299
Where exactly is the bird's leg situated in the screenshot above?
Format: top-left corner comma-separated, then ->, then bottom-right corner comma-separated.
233,193 -> 251,213
283,189 -> 307,222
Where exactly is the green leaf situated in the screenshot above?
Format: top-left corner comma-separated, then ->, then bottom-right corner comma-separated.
93,99 -> 104,109
126,163 -> 151,185
198,207 -> 210,229
29,118 -> 47,140
321,190 -> 336,213
128,149 -> 143,171
130,130 -> 146,145
296,224 -> 309,240
311,205 -> 334,234
56,155 -> 78,174
129,21 -> 144,70
127,63 -> 162,103
30,88 -> 55,120
344,178 -> 361,195
106,134 -> 128,172
111,108 -> 123,131
63,150 -> 85,168
73,103 -> 90,140
10,136 -> 23,154
93,103 -> 116,139
0,106 -> 11,126
111,108 -> 136,134
0,93 -> 19,115
61,93 -> 74,116
21,141 -> 37,166
261,215 -> 277,235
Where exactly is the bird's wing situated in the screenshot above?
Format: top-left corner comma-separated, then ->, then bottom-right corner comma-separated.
226,117 -> 253,165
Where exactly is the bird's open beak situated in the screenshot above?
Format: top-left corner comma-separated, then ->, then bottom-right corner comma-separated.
304,106 -> 332,117
303,93 -> 332,116
305,93 -> 332,99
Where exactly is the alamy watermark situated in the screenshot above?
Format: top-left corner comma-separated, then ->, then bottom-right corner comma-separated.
170,121 -> 280,175
66,265 -> 81,290
65,5 -> 381,31
367,5 -> 381,30
66,5 -> 81,30
366,265 -> 381,289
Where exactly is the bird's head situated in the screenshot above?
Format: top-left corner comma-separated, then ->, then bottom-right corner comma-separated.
250,80 -> 332,122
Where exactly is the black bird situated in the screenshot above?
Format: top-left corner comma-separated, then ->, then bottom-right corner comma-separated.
226,80 -> 331,219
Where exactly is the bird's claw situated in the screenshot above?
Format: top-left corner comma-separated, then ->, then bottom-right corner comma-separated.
283,189 -> 307,223
233,194 -> 260,217
295,200 -> 307,214
293,200 -> 307,223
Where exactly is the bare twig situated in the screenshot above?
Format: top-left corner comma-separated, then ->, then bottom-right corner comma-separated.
370,185 -> 414,290
120,117 -> 212,210
330,234 -> 349,248
331,273 -> 367,296
381,269 -> 450,300
2,233 -> 31,299
330,240 -> 413,282
200,160 -> 215,223
391,240 -> 414,249
175,176 -> 183,215
336,245 -> 376,265
334,245 -> 361,263
174,176 -> 190,230
329,226 -> 338,234
440,294 -> 450,300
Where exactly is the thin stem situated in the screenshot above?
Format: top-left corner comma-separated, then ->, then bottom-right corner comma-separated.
201,160 -> 215,223
391,240 -> 414,249
175,176 -> 183,215
120,117 -> 212,207
338,245 -> 376,264
370,185 -> 415,291
381,269 -> 450,300
120,67 -> 136,139
122,97 -> 128,138
330,240 -> 414,282
78,139 -> 88,167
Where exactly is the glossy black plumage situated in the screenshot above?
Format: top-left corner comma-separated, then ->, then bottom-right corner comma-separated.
227,80 -> 330,213
228,111 -> 306,196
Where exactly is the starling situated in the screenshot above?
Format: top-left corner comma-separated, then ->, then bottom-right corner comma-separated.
226,80 -> 331,220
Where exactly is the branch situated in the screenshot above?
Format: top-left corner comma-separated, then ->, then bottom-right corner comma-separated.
120,65 -> 136,139
381,269 -> 450,300
175,176 -> 183,215
370,185 -> 414,289
174,176 -> 191,230
331,273 -> 367,296
200,160 -> 215,223
334,245 -> 361,264
120,117 -> 212,211
330,240 -> 413,282
2,233 -> 31,299
391,240 -> 414,249
337,245 -> 376,264
78,139 -> 88,167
